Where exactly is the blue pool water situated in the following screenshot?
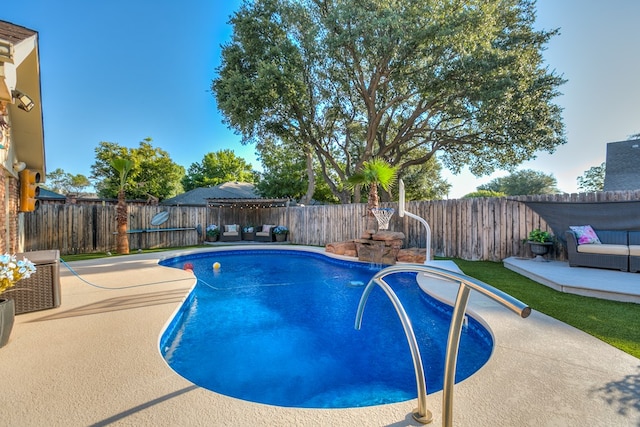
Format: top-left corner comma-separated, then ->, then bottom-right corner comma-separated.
159,250 -> 493,408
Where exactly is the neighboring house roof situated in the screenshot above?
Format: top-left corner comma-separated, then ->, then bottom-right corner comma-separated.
0,20 -> 36,44
38,188 -> 66,200
162,182 -> 261,206
603,139 -> 640,191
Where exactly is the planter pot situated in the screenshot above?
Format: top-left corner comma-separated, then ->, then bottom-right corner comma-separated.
528,241 -> 553,261
275,233 -> 287,242
206,234 -> 219,242
0,298 -> 15,348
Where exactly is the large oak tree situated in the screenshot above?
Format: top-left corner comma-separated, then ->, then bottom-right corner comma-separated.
213,0 -> 565,202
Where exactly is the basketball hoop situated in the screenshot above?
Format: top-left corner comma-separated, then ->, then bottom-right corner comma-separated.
371,207 -> 395,230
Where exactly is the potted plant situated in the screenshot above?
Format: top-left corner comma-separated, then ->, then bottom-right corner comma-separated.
205,224 -> 220,242
242,225 -> 255,240
526,228 -> 553,261
273,226 -> 289,242
0,253 -> 36,348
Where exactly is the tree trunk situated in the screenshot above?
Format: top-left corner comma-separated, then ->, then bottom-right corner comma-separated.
116,189 -> 129,254
301,146 -> 315,205
366,185 -> 379,230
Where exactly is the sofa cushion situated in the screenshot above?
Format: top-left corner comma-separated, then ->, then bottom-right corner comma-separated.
223,231 -> 239,236
629,245 -> 640,256
577,244 -> 629,256
569,225 -> 601,245
255,231 -> 270,237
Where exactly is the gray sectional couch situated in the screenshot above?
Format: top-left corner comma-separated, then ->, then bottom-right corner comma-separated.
565,229 -> 640,272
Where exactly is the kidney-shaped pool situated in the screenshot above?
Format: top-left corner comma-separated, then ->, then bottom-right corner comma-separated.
159,249 -> 493,408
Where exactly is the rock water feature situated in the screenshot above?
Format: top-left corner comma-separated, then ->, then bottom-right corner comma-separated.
325,230 -> 430,265
355,230 -> 405,265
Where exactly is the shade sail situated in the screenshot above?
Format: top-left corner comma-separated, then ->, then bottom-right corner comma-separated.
521,200 -> 640,244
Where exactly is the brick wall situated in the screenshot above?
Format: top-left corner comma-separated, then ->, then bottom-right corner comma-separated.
0,170 -> 20,253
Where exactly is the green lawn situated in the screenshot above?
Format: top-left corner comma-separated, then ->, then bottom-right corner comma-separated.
61,248 -> 640,359
454,259 -> 640,359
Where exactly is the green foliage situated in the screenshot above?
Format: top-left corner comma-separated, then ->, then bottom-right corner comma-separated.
527,228 -> 552,243
254,139 -> 309,199
347,159 -> 398,229
206,224 -> 220,237
43,168 -> 92,195
213,0 -> 566,203
91,138 -> 185,200
477,169 -> 559,195
454,259 -> 640,358
182,149 -> 257,191
577,162 -> 605,193
463,189 -> 506,198
110,158 -> 134,192
397,156 -> 451,201
347,158 -> 398,193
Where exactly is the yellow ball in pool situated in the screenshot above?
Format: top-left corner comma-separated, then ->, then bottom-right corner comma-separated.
213,262 -> 221,270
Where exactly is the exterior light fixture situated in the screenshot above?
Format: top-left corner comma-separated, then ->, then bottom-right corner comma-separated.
12,90 -> 34,112
13,161 -> 26,172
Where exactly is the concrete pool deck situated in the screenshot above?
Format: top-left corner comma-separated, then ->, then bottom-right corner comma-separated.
1,245 -> 638,426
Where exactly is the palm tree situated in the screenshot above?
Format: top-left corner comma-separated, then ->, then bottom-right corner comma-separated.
347,158 -> 398,230
111,158 -> 134,254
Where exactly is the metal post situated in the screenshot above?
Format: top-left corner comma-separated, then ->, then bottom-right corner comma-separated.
442,283 -> 471,427
354,264 -> 530,426
355,278 -> 433,424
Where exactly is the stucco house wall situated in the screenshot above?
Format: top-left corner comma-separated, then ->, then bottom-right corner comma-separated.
0,20 -> 45,253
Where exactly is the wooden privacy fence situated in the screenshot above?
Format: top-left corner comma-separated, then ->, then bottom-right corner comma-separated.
22,191 -> 640,261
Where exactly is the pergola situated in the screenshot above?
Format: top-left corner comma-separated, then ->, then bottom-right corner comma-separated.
206,198 -> 289,209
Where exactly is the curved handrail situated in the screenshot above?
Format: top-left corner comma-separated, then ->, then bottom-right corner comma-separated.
355,264 -> 530,426
355,278 -> 433,424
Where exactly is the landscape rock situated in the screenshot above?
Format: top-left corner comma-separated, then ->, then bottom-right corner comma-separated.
372,231 -> 405,241
397,248 -> 427,264
325,240 -> 356,256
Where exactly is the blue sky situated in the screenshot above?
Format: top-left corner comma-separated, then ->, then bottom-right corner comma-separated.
3,0 -> 639,198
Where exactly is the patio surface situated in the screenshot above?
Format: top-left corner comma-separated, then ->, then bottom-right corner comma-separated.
504,256 -> 640,304
1,246 -> 638,426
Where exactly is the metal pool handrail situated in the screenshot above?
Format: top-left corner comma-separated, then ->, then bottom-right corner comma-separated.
355,264 -> 531,426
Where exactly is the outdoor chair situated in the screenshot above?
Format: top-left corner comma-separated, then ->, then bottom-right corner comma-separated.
220,224 -> 241,241
255,224 -> 276,242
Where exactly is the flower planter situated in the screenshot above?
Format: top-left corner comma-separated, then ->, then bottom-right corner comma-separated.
275,233 -> 287,242
528,241 -> 553,262
0,298 -> 15,348
206,235 -> 219,242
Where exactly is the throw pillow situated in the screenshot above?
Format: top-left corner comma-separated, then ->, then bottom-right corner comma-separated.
262,224 -> 274,233
569,225 -> 601,245
228,224 -> 237,232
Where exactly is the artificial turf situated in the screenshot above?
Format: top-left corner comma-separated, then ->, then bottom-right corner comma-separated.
454,259 -> 640,359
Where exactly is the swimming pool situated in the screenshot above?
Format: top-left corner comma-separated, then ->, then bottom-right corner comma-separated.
159,249 -> 493,408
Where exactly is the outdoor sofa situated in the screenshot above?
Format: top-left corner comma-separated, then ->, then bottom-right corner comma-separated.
220,224 -> 241,242
565,228 -> 639,272
630,231 -> 640,273
254,224 -> 276,242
